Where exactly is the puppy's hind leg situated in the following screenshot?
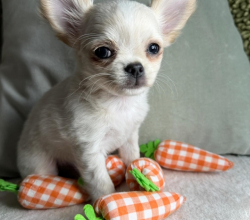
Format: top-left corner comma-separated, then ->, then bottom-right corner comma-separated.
17,145 -> 58,178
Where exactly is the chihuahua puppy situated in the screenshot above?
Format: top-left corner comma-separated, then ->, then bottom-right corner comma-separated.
17,0 -> 196,202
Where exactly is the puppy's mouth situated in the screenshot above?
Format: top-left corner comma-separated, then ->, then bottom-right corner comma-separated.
124,75 -> 147,89
90,71 -> 147,96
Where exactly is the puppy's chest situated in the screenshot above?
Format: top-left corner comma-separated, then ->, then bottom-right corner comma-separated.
100,99 -> 148,151
73,95 -> 148,152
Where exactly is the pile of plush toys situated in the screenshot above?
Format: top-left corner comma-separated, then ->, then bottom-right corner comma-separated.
0,139 -> 234,220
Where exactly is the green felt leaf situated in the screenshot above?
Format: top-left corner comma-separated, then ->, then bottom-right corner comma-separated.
77,178 -> 84,187
0,179 -> 19,194
140,144 -> 148,153
154,139 -> 161,148
139,139 -> 161,160
129,168 -> 159,192
83,204 -> 105,220
84,205 -> 97,219
74,214 -> 87,220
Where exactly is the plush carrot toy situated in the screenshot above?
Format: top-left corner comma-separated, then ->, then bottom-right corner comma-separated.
140,140 -> 234,172
0,155 -> 126,209
75,191 -> 186,220
126,158 -> 165,192
106,155 -> 126,187
0,175 -> 89,209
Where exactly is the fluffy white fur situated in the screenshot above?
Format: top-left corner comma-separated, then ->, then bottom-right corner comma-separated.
17,0 -> 196,202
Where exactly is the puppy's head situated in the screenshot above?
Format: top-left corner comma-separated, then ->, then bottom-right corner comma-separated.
41,0 -> 196,96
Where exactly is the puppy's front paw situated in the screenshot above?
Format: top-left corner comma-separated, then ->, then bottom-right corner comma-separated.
120,146 -> 140,167
89,181 -> 115,203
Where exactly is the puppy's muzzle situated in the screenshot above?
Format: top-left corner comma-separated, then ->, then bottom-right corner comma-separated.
124,63 -> 144,78
124,62 -> 146,88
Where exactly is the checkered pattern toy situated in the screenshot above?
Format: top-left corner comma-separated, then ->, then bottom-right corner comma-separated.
0,175 -> 89,209
106,155 -> 126,187
140,140 -> 234,172
0,156 -> 126,210
18,175 -> 88,209
126,158 -> 165,192
75,191 -> 186,220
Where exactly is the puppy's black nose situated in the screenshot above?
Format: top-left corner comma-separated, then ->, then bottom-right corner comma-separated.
124,63 -> 144,78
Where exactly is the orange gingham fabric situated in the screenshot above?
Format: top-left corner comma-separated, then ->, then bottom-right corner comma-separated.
94,191 -> 186,220
126,158 -> 165,191
106,155 -> 126,187
155,140 -> 234,172
18,175 -> 89,209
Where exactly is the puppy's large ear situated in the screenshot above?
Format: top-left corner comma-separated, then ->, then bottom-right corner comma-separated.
41,0 -> 93,46
151,0 -> 196,46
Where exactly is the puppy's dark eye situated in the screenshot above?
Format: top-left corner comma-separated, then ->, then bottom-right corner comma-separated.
147,43 -> 160,55
95,47 -> 112,59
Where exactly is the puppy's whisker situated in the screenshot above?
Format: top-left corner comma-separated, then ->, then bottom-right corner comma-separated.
89,79 -> 115,98
156,75 -> 177,99
154,79 -> 165,99
66,73 -> 112,99
84,76 -> 114,101
79,73 -> 112,86
158,73 -> 178,99
86,78 -> 104,101
157,76 -> 174,97
158,64 -> 178,97
154,80 -> 161,96
81,73 -> 112,92
77,82 -> 96,103
165,75 -> 178,98
158,79 -> 168,97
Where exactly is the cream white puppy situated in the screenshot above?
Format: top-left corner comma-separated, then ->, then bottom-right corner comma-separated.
17,0 -> 196,201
